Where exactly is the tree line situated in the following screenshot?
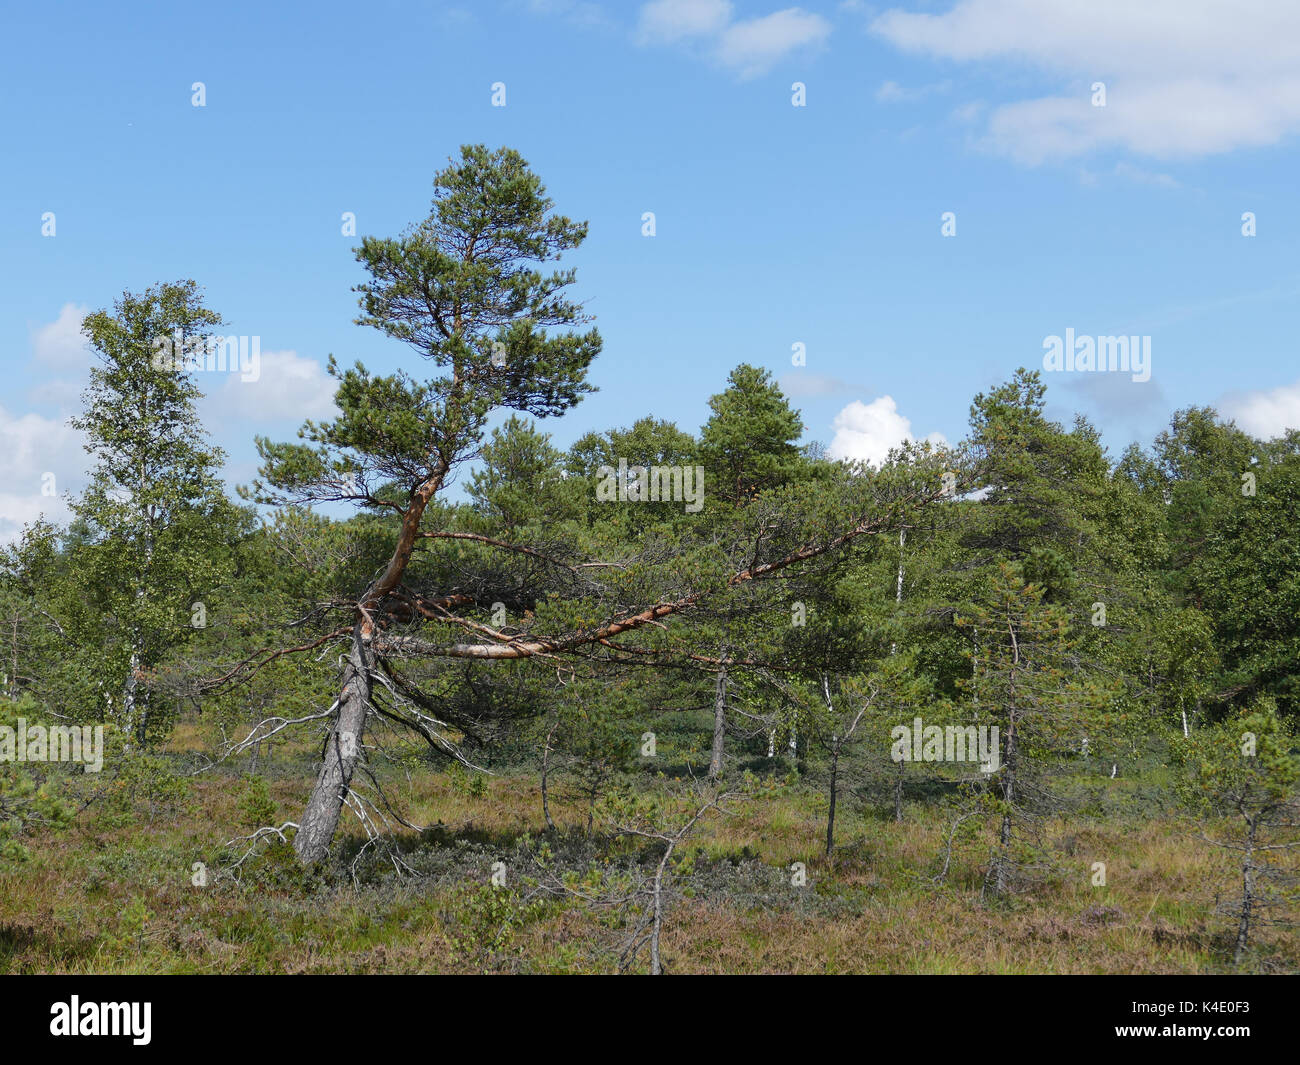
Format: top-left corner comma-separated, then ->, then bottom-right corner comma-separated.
3,146 -> 1297,960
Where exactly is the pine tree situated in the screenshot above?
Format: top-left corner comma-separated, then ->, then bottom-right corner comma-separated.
699,364 -> 804,508
956,563 -> 1115,897
252,145 -> 601,864
1176,700 -> 1300,966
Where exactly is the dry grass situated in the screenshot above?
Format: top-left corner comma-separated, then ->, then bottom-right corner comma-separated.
1,734 -> 1295,975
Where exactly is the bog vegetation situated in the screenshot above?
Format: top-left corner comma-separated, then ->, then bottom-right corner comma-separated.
2,146 -> 1297,974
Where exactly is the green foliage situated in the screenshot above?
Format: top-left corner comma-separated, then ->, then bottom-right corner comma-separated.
10,281 -> 242,744
98,749 -> 194,828
955,563 -> 1118,895
5,146 -> 1299,968
1174,700 -> 1300,962
1192,453 -> 1300,716
108,895 -> 156,954
234,839 -> 319,896
1175,700 -> 1299,816
444,883 -> 545,964
237,776 -> 277,829
445,761 -> 489,799
552,679 -> 644,831
699,363 -> 805,507
0,696 -> 75,864
471,416 -> 585,528
251,144 -> 601,511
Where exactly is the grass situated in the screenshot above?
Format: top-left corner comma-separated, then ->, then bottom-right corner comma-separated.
1,724 -> 1296,975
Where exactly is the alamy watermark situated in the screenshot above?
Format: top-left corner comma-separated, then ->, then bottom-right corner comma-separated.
891,716 -> 1000,773
50,997 -> 151,1045
595,458 -> 704,513
150,331 -> 261,382
0,718 -> 104,772
1042,329 -> 1151,383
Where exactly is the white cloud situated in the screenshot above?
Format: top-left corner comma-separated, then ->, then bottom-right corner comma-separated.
636,0 -> 733,43
25,304 -> 94,411
31,303 -> 91,371
870,0 -> 1300,162
7,308 -> 339,540
200,349 -> 338,424
717,9 -> 831,79
1222,380 -> 1300,440
635,2 -> 830,79
828,396 -> 947,467
0,404 -> 85,543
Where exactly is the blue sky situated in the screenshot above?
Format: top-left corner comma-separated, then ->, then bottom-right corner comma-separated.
4,0 -> 1299,537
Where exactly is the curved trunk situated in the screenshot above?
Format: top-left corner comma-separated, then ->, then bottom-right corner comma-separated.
293,463 -> 447,866
294,624 -> 374,864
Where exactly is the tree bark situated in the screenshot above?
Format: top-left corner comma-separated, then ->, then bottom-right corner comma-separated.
121,648 -> 140,742
293,461 -> 447,865
121,641 -> 148,750
826,740 -> 839,857
541,717 -> 558,831
1234,816 -> 1257,966
992,709 -> 1018,896
650,840 -> 675,975
294,624 -> 374,864
891,529 -> 905,821
893,758 -> 904,823
708,651 -> 727,780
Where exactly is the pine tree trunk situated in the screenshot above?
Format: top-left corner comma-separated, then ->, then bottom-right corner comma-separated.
540,718 -> 558,831
649,838 -> 677,975
992,712 -> 1018,896
893,758 -> 904,822
294,624 -> 373,865
826,741 -> 839,857
1234,818 -> 1258,966
293,463 -> 447,865
708,655 -> 727,780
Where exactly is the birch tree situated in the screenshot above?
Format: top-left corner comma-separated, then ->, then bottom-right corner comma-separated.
54,281 -> 238,743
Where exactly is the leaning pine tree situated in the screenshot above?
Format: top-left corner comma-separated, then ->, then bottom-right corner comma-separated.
241,145 -> 968,867
251,146 -> 601,864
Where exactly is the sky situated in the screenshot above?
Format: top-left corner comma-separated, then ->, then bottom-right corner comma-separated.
3,0 -> 1300,540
